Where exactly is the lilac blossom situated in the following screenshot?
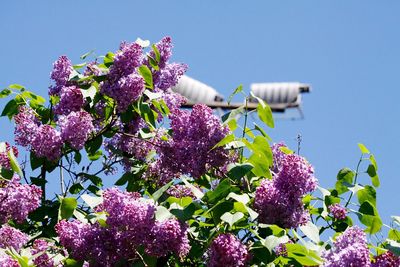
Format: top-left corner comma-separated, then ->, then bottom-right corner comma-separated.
146,219 -> 191,258
0,225 -> 28,251
14,106 -> 39,147
147,104 -> 231,184
0,176 -> 42,223
207,233 -> 249,267
329,203 -> 347,220
31,240 -> 55,267
372,251 -> 400,267
322,226 -> 370,267
254,179 -> 309,228
154,63 -> 188,90
101,41 -> 144,112
0,250 -> 19,267
59,111 -> 94,150
31,125 -> 63,161
49,56 -> 73,95
54,86 -> 84,115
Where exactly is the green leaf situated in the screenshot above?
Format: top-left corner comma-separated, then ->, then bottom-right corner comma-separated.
152,44 -> 161,62
253,123 -> 272,140
138,65 -> 153,89
358,143 -> 370,154
7,149 -> 23,177
181,176 -> 204,199
250,92 -> 274,128
88,150 -> 102,161
367,164 -> 380,187
227,84 -> 243,105
262,235 -> 289,252
205,179 -> 234,203
8,84 -> 25,90
358,201 -> 382,234
74,151 -> 82,164
279,146 -> 294,154
357,185 -> 377,207
220,212 -> 244,227
222,106 -> 244,123
212,134 -> 235,149
335,168 -> 355,195
226,192 -> 250,204
64,258 -> 84,267
59,197 -> 78,220
386,239 -> 400,256
69,183 -> 84,194
299,221 -> 320,243
115,172 -> 133,186
81,194 -> 103,209
155,206 -> 173,222
85,135 -> 102,155
1,99 -> 19,119
227,162 -> 254,180
170,203 -> 196,221
286,244 -> 323,266
389,229 -> 400,242
80,50 -> 94,60
152,181 -> 173,202
0,88 -> 12,98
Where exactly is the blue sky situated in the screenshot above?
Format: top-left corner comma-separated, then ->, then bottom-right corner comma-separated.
0,1 -> 399,223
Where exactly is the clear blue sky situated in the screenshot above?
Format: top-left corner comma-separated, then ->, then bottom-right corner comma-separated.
1,1 -> 399,223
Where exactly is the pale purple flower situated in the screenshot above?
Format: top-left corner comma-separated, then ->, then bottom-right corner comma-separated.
0,250 -> 19,267
49,56 -> 73,95
329,203 -> 347,220
31,125 -> 63,161
155,63 -> 188,90
0,176 -> 42,223
147,104 -> 231,184
146,219 -> 190,258
207,233 -> 249,267
54,86 -> 84,115
322,226 -> 370,267
254,179 -> 309,228
274,153 -> 317,198
0,225 -> 28,251
275,240 -> 293,257
372,251 -> 400,267
151,36 -> 173,68
14,106 -> 39,147
31,239 -> 55,267
59,111 -> 94,150
271,142 -> 287,173
112,42 -> 143,77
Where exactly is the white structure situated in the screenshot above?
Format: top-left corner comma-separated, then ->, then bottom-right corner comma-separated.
172,75 -> 224,104
250,82 -> 310,106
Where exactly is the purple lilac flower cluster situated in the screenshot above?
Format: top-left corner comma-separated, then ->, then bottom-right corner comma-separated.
0,143 -> 18,169
328,203 -> 347,220
0,250 -> 19,267
49,56 -> 73,96
207,233 -> 249,267
101,42 -> 145,112
14,107 -> 63,161
0,176 -> 42,224
54,86 -> 84,115
322,226 -> 370,267
14,105 -> 94,160
371,251 -> 400,267
0,225 -> 28,251
59,111 -> 94,150
147,104 -> 231,184
149,37 -> 188,91
254,143 -> 317,228
56,188 -> 190,265
31,239 -> 57,267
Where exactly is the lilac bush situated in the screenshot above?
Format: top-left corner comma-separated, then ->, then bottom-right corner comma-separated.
0,36 -> 397,266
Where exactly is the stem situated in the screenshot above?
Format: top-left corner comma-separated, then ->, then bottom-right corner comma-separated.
40,164 -> 47,211
345,154 -> 363,207
59,159 -> 65,196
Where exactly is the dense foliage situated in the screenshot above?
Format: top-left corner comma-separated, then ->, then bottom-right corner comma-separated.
0,36 -> 399,266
